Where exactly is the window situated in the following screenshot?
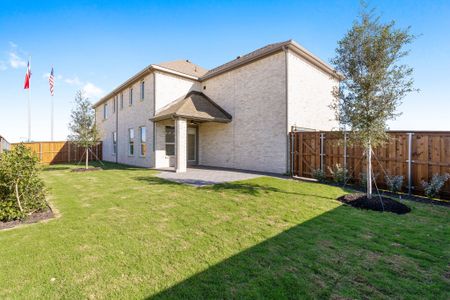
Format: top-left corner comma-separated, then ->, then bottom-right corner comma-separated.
113,96 -> 116,113
128,128 -> 134,155
139,126 -> 147,156
165,126 -> 175,156
120,93 -> 124,109
112,131 -> 117,154
129,88 -> 133,106
103,103 -> 108,119
140,81 -> 145,100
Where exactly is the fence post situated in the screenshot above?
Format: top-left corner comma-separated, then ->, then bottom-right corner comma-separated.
343,131 -> 347,171
290,132 -> 294,176
407,132 -> 413,195
68,142 -> 71,162
39,142 -> 43,162
320,133 -> 325,172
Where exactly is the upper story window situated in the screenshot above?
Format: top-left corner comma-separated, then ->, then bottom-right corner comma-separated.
120,93 -> 124,110
140,81 -> 145,100
129,88 -> 133,106
103,103 -> 108,119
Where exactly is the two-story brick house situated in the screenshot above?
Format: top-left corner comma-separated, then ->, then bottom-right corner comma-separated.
93,40 -> 340,173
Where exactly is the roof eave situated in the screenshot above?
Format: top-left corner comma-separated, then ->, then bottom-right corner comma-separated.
200,40 -> 343,81
93,65 -> 201,108
150,113 -> 231,123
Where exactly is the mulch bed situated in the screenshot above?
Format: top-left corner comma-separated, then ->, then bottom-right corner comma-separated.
338,193 -> 411,214
71,167 -> 102,173
0,208 -> 54,230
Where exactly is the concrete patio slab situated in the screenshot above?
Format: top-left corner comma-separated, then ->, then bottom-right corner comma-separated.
155,166 -> 284,186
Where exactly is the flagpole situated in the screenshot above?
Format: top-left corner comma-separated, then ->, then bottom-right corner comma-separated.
28,55 -> 31,142
51,94 -> 54,141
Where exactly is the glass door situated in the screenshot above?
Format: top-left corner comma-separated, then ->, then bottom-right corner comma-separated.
187,127 -> 197,164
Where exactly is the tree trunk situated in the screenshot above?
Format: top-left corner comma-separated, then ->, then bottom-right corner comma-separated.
14,181 -> 23,212
85,148 -> 89,169
366,141 -> 373,199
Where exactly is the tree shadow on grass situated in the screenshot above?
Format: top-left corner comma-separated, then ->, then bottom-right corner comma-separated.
147,203 -> 445,299
204,182 -> 346,200
133,176 -> 184,186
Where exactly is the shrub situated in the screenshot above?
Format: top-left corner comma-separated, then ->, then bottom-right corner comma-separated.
385,175 -> 404,194
312,168 -> 327,183
328,164 -> 350,184
0,144 -> 47,221
421,173 -> 450,198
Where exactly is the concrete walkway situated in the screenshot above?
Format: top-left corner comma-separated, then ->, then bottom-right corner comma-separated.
155,166 -> 283,186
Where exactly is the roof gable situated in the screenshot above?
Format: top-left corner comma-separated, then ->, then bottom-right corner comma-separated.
151,91 -> 232,123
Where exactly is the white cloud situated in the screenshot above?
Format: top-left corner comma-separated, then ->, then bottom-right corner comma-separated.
82,82 -> 104,99
9,52 -> 27,68
42,72 -> 50,79
64,76 -> 82,85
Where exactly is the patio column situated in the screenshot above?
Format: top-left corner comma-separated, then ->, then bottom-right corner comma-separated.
175,117 -> 187,173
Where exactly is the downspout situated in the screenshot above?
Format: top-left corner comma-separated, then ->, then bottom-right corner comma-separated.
283,45 -> 289,174
152,72 -> 156,167
116,94 -> 119,163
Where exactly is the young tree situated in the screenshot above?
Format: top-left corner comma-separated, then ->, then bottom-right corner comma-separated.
331,5 -> 417,198
68,90 -> 100,169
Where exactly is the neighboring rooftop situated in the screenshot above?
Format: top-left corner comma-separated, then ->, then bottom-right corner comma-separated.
151,91 -> 232,123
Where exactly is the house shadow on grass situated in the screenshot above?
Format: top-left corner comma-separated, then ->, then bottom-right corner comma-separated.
146,200 -> 444,299
146,205 -> 384,299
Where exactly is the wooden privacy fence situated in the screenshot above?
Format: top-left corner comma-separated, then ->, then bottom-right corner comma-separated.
12,141 -> 102,164
290,131 -> 450,199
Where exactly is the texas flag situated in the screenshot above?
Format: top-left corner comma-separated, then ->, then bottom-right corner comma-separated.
24,60 -> 31,89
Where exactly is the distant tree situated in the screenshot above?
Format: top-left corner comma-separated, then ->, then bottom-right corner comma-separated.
331,4 -> 417,198
68,90 -> 100,169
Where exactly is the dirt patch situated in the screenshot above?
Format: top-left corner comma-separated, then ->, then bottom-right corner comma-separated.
338,193 -> 411,214
71,167 -> 102,173
0,208 -> 54,230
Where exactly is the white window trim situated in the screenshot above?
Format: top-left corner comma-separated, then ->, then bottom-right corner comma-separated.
112,131 -> 117,155
129,88 -> 133,106
103,103 -> 108,120
139,126 -> 147,157
140,81 -> 145,101
165,126 -> 175,157
128,128 -> 135,156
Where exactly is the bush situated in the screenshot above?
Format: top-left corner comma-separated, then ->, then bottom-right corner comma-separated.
328,164 -> 349,184
421,173 -> 450,198
312,168 -> 327,183
385,175 -> 404,194
0,144 -> 47,221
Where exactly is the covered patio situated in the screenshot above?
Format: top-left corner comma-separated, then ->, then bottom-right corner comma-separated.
151,91 -> 232,173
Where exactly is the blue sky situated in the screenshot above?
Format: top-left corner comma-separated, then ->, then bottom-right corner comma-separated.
0,0 -> 449,142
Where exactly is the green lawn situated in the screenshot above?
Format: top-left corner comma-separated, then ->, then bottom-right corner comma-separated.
0,163 -> 449,299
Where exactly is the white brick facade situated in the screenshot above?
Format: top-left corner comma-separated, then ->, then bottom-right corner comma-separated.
95,41 -> 339,173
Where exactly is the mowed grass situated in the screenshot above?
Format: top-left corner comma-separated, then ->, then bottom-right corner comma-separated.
0,163 -> 449,299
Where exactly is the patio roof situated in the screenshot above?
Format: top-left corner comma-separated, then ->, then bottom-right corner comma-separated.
151,91 -> 232,123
